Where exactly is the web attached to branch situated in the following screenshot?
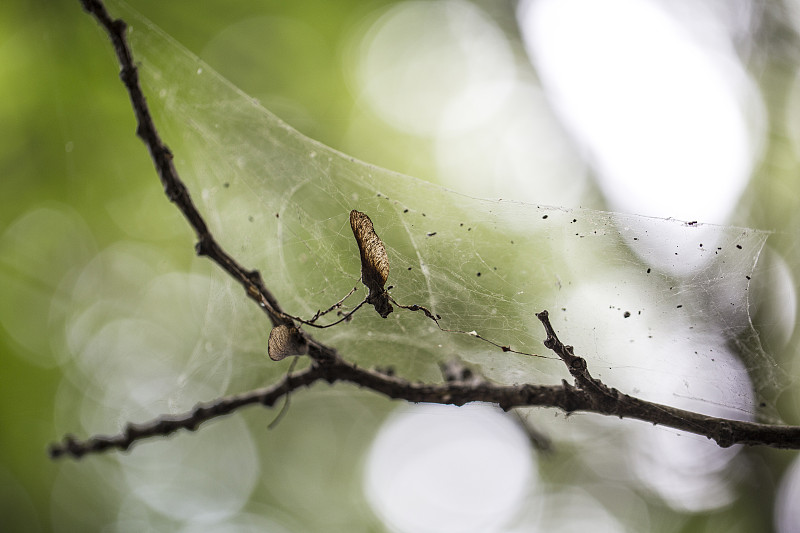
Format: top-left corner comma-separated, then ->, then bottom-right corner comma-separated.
113,0 -> 789,422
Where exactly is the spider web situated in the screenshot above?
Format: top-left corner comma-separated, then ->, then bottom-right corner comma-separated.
110,0 -> 790,423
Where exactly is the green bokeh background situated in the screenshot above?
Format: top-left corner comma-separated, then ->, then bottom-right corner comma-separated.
3,1 -> 800,531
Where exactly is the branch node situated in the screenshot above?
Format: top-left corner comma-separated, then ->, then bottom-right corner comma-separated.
247,270 -> 262,284
194,236 -> 213,257
716,421 -> 735,448
48,435 -> 75,460
134,117 -> 146,140
570,357 -> 587,372
162,174 -> 186,204
111,17 -> 127,34
560,380 -> 584,413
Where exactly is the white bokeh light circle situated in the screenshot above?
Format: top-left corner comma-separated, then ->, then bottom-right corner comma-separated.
433,83 -> 587,206
364,403 -> 534,533
351,0 -> 516,136
518,0 -> 764,223
118,412 -> 259,524
628,428 -> 742,512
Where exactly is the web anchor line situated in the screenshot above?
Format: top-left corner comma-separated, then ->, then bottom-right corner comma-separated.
391,297 -> 558,360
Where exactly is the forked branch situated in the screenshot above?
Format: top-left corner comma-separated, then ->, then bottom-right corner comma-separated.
55,0 -> 800,459
50,310 -> 800,458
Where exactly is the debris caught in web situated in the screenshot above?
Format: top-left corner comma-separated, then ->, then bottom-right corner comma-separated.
350,209 -> 393,318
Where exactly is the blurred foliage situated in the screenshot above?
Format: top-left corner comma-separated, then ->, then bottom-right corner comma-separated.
2,0 -> 800,531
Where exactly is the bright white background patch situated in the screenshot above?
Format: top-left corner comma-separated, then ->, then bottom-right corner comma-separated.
364,403 -> 534,533
517,0 -> 765,223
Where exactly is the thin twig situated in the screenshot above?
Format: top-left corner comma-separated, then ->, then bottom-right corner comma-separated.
50,362 -> 326,459
306,286 -> 358,324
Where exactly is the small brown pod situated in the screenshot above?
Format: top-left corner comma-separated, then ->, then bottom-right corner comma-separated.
267,324 -> 308,361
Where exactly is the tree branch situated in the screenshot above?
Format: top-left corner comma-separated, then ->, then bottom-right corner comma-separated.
55,0 -> 800,459
49,311 -> 800,458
